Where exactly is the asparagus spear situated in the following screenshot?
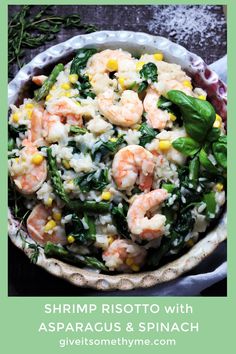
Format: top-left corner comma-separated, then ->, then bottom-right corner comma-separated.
70,125 -> 87,135
47,147 -> 70,204
46,147 -> 111,213
44,242 -> 107,271
34,63 -> 64,101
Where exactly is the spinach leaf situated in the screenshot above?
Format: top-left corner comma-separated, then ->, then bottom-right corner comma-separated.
8,137 -> 16,151
75,75 -> 95,99
74,168 -> 109,192
111,203 -> 130,239
138,62 -> 158,93
199,148 -> 218,174
65,213 -> 96,245
138,122 -> 157,146
157,95 -> 181,119
140,62 -> 158,82
167,90 -> 215,142
212,135 -> 227,169
70,48 -> 97,75
172,137 -> 201,156
137,81 -> 148,93
9,124 -> 27,137
93,136 -> 125,159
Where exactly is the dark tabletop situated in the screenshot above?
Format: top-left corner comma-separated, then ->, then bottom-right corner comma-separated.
8,5 -> 227,296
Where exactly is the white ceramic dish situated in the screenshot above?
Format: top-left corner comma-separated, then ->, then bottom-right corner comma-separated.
8,31 -> 227,291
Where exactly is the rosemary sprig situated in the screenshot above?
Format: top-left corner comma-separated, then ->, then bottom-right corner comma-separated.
8,5 -> 97,72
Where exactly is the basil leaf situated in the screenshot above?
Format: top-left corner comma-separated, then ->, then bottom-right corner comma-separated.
137,81 -> 148,93
212,135 -> 227,169
167,90 -> 215,142
70,48 -> 97,75
199,148 -> 218,174
189,157 -> 200,186
172,137 -> 201,156
203,192 -> 216,217
207,128 -> 221,142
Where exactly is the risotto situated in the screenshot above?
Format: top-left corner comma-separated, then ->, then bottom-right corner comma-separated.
8,48 -> 227,273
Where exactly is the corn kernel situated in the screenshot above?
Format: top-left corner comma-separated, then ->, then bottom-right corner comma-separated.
136,61 -> 145,71
169,113 -> 177,121
75,101 -> 81,106
67,235 -> 75,244
213,120 -> 221,128
213,114 -> 222,128
61,82 -> 71,90
25,103 -> 34,109
126,257 -> 134,266
106,59 -> 118,71
153,53 -> 163,61
118,76 -> 126,87
101,191 -> 111,200
12,113 -> 19,123
15,157 -> 19,163
53,212 -> 62,221
216,183 -> 224,192
69,74 -> 78,84
198,95 -> 206,100
159,140 -> 171,151
31,153 -> 44,165
44,220 -> 56,232
187,239 -> 195,247
109,137 -> 118,143
131,264 -> 140,272
62,159 -> 70,169
183,80 -> 193,89
46,94 -> 52,101
45,197 -> 53,207
51,85 -> 56,91
108,236 -> 114,245
27,109 -> 33,119
133,124 -> 141,131
65,92 -> 72,97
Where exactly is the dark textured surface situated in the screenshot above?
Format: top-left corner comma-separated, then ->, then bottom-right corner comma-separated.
8,5 -> 227,296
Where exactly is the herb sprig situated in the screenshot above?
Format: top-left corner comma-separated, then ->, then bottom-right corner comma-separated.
9,5 -> 97,71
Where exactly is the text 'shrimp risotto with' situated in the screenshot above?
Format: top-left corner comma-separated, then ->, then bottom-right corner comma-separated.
8,48 -> 227,274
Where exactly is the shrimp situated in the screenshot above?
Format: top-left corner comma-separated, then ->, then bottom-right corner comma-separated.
27,204 -> 67,246
32,75 -> 48,86
112,145 -> 155,191
127,189 -> 168,240
97,89 -> 143,127
10,141 -> 47,195
42,111 -> 68,144
143,88 -> 171,129
30,106 -> 45,145
86,49 -> 132,76
102,239 -> 147,272
46,97 -> 83,126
